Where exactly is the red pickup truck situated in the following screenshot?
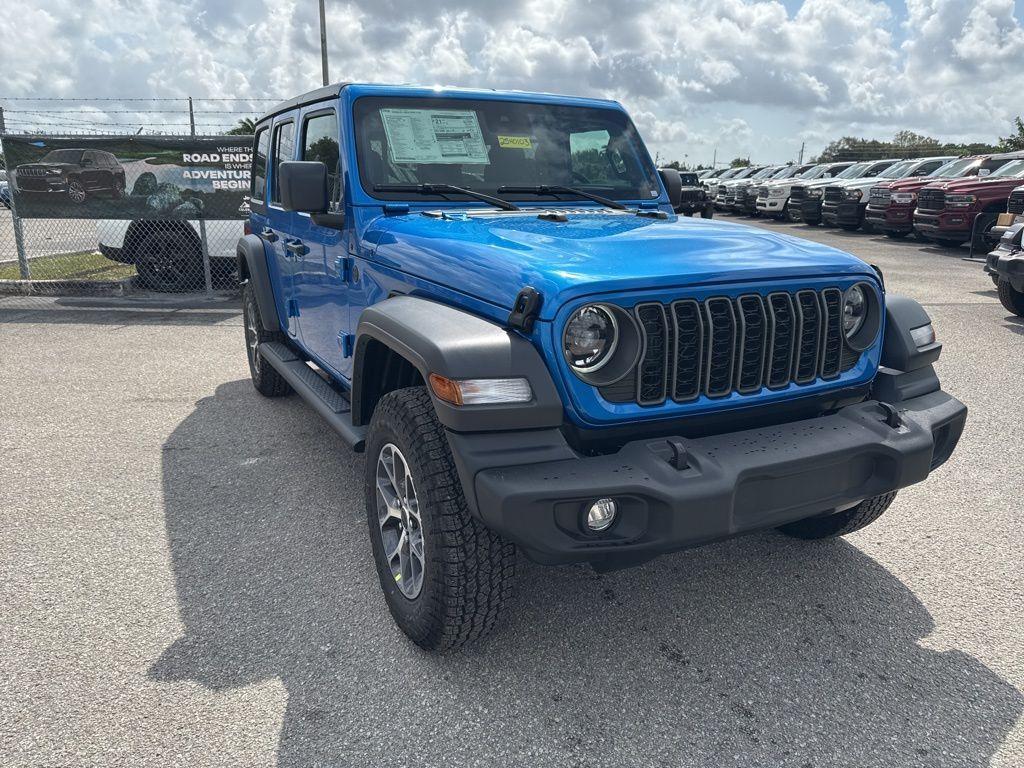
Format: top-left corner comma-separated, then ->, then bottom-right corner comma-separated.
912,154 -> 1024,248
864,154 -> 1018,239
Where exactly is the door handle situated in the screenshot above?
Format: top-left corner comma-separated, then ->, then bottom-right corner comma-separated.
285,239 -> 309,257
260,227 -> 278,243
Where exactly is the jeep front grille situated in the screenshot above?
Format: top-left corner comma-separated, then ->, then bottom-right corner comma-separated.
600,289 -> 856,406
869,187 -> 891,206
17,167 -> 48,177
918,189 -> 945,212
823,186 -> 844,204
1008,190 -> 1024,215
790,186 -> 807,203
679,189 -> 701,203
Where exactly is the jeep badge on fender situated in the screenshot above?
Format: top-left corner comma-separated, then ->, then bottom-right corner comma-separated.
236,83 -> 967,651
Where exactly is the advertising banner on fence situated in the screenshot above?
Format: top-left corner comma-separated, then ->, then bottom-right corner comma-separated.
3,135 -> 251,219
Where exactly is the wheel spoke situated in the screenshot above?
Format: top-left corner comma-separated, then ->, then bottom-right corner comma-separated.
374,442 -> 425,599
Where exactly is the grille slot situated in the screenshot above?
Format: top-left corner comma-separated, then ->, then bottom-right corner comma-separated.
918,189 -> 945,212
736,295 -> 767,393
794,290 -> 822,384
820,288 -> 844,380
598,287 -> 863,406
790,186 -> 807,203
635,303 -> 669,405
670,300 -> 703,402
766,293 -> 796,389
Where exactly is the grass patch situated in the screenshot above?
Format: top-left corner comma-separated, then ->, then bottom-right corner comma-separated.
0,251 -> 136,281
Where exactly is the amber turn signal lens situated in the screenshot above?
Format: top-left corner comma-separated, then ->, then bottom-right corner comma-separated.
429,373 -> 464,406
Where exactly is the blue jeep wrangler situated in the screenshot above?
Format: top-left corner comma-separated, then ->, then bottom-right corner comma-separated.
237,83 -> 967,650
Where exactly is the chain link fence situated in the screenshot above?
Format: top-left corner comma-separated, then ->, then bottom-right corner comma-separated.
0,96 -> 275,296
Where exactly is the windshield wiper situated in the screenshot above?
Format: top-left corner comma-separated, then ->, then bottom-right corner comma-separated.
373,183 -> 520,211
498,185 -> 627,211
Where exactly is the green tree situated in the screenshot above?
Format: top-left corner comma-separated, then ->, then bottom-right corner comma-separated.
226,117 -> 256,135
998,116 -> 1024,152
729,157 -> 750,168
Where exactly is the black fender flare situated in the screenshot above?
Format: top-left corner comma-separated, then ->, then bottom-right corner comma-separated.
353,296 -> 563,432
873,294 -> 944,404
236,234 -> 281,332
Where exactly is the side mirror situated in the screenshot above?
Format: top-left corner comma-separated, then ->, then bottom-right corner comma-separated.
658,168 -> 683,209
279,160 -> 329,213
978,168 -> 991,177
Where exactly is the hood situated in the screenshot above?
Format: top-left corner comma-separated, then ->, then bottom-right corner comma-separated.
828,175 -> 891,190
885,176 -> 944,193
793,177 -> 840,190
366,209 -> 875,318
926,175 -> 1024,194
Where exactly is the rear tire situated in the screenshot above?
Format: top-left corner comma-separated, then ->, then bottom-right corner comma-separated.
135,230 -> 203,292
365,387 -> 516,651
777,492 -> 897,539
997,279 -> 1024,317
242,283 -> 292,397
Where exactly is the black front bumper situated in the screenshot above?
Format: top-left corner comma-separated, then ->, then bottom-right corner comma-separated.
822,201 -> 864,228
799,199 -> 823,225
448,389 -> 966,568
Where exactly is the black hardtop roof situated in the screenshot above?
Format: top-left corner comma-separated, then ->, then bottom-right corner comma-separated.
257,82 -> 351,125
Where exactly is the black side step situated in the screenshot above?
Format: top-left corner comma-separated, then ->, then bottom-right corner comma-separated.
259,341 -> 367,452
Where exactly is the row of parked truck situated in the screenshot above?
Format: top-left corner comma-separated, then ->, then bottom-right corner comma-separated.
693,151 -> 1024,252
680,152 -> 1024,320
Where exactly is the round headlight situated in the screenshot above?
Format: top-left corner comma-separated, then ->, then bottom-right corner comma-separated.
563,304 -> 618,373
843,285 -> 868,339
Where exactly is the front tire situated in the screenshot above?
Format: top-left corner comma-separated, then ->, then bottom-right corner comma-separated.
777,492 -> 897,539
365,387 -> 516,651
997,279 -> 1024,316
66,178 -> 87,204
242,283 -> 292,397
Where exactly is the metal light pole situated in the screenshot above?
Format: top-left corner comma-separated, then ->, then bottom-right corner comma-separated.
318,0 -> 330,86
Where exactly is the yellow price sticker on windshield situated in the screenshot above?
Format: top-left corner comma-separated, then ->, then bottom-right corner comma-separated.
497,135 -> 533,149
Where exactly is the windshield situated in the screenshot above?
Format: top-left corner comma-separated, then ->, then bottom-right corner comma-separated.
930,158 -> 974,177
989,159 -> 1024,178
39,149 -> 84,164
880,161 -> 915,179
836,163 -> 869,179
773,165 -> 805,180
799,164 -> 827,179
354,96 -> 660,203
750,167 -> 777,179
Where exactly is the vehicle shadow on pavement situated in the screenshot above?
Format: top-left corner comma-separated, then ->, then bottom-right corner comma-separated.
150,380 -> 1023,767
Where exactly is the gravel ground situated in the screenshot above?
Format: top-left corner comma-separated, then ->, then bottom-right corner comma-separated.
1,217 -> 1021,767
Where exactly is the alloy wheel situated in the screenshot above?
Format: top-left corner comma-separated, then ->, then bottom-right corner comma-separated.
375,443 -> 425,599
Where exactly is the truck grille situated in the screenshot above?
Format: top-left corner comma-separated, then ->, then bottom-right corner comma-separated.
869,187 -> 891,206
601,288 -> 855,406
823,186 -> 844,204
679,189 -> 702,203
1008,189 -> 1024,215
918,189 -> 945,212
16,167 -> 48,177
790,186 -> 807,203
756,185 -> 769,200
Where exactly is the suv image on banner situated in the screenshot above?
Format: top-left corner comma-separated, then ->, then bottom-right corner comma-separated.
13,148 -> 126,204
821,157 -> 954,232
863,154 -> 1018,239
913,156 -> 1024,249
237,83 -> 966,650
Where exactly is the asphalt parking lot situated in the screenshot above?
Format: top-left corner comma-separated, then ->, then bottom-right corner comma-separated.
1,216 -> 1022,767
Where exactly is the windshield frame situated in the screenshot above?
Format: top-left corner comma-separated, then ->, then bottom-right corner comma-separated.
352,94 -> 662,205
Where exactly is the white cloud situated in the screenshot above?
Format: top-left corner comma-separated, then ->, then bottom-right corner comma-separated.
2,0 -> 1022,163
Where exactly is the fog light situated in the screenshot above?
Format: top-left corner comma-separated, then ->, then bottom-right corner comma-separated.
585,498 -> 617,532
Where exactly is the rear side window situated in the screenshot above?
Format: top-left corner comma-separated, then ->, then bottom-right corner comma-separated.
251,127 -> 270,202
270,121 -> 295,205
302,111 -> 341,206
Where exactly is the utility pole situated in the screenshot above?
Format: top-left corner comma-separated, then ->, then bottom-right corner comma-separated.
798,141 -> 805,165
712,147 -> 717,168
318,0 -> 330,86
188,97 -> 213,293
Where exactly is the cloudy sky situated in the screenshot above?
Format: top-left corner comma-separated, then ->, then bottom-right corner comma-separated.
2,0 -> 1024,165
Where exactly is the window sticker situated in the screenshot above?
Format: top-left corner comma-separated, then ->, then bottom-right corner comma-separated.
497,135 -> 532,149
379,108 -> 489,165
